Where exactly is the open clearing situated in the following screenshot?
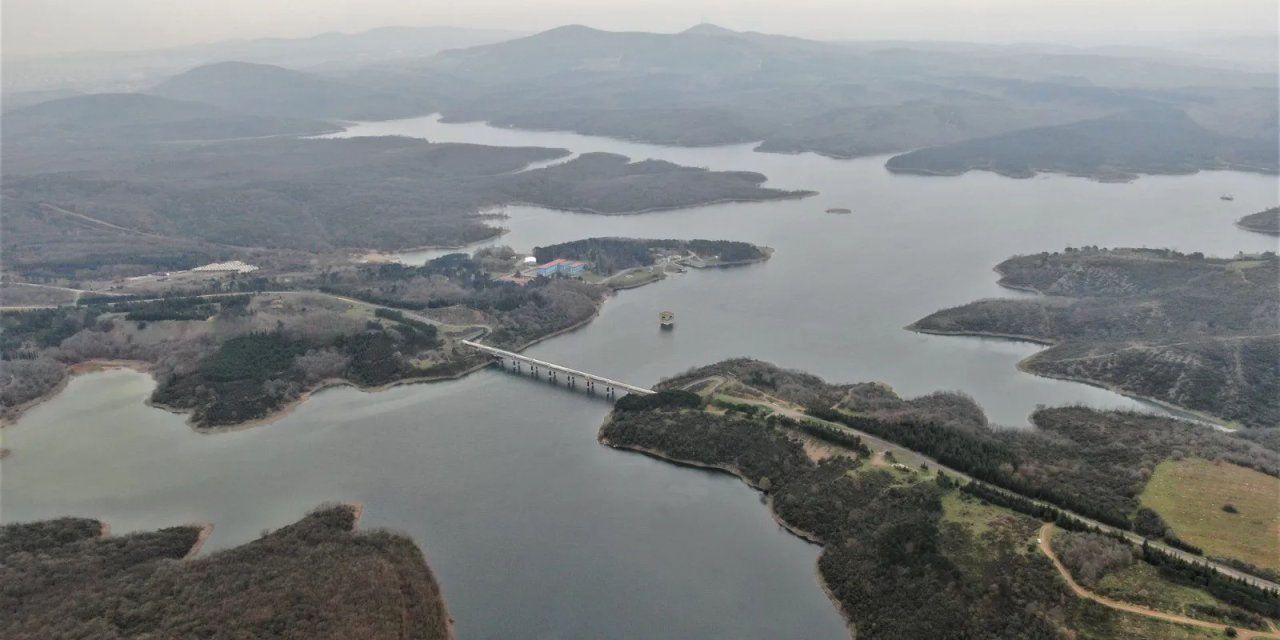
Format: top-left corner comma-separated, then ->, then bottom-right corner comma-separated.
1140,458 -> 1280,572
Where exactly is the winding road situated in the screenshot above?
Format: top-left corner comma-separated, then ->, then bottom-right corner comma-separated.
680,375 -> 1280,595
1039,523 -> 1279,639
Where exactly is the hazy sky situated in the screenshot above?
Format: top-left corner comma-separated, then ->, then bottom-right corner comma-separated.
4,0 -> 1277,58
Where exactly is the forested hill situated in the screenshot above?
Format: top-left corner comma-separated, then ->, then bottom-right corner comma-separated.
884,108 -> 1279,180
654,358 -> 1279,564
149,61 -> 434,120
14,25 -> 1277,179
2,92 -> 337,146
404,25 -> 1274,177
911,248 -> 1280,427
603,363 -> 1280,638
3,139 -> 805,276
0,505 -> 452,640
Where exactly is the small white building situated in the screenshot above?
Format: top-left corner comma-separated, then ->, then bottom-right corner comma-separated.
523,256 -> 538,265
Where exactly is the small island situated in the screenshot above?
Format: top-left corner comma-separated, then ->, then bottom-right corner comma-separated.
0,504 -> 453,639
598,359 -> 1280,639
1237,207 -> 1280,236
909,247 -> 1279,428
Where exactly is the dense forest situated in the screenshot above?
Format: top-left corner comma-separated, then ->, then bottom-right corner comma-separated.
811,405 -> 1280,533
142,303 -> 442,427
600,399 -> 1064,638
0,504 -> 452,639
1,252 -> 626,428
884,108 -> 1277,180
3,110 -> 806,275
599,389 -> 1261,638
0,291 -> 456,428
1237,207 -> 1280,235
911,247 -> 1280,427
660,359 -> 1278,554
532,237 -> 768,274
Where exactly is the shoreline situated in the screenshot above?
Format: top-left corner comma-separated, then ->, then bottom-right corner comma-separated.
1236,221 -> 1280,237
0,305 -> 592,434
1,359 -> 153,429
882,162 -> 1221,183
5,254 -> 753,433
598,435 -> 856,635
501,191 -> 816,217
905,325 -> 1235,429
689,247 -> 774,270
185,360 -> 497,434
2,302 -> 595,434
340,499 -> 457,640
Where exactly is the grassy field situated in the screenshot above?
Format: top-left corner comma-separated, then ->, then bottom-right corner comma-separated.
1140,458 -> 1280,572
1068,604 -> 1224,640
941,491 -> 1019,540
1096,562 -> 1262,627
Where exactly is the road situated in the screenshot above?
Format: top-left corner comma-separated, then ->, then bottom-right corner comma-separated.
0,289 -> 489,339
1039,523 -> 1279,639
11,292 -> 1279,594
683,376 -> 1280,594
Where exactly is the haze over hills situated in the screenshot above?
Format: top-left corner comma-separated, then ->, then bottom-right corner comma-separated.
97,22 -> 1276,180
149,61 -> 434,120
4,12 -> 1280,640
1,92 -> 340,167
7,23 -> 1275,180
411,24 -> 1278,177
0,25 -> 523,95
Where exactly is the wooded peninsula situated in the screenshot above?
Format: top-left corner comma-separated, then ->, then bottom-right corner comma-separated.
0,504 -> 452,640
910,247 -> 1279,428
599,359 -> 1280,639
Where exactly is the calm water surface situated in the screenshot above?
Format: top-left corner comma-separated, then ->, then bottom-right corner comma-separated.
4,115 -> 1276,639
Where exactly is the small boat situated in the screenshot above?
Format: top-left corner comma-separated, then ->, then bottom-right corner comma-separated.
659,311 -> 675,330
1220,194 -> 1235,201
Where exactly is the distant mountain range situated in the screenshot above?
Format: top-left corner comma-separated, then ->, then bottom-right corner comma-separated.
149,61 -> 433,120
421,24 -> 1278,178
2,92 -> 336,152
6,23 -> 1278,180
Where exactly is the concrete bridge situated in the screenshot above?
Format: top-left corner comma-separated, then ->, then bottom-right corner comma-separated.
460,340 -> 654,398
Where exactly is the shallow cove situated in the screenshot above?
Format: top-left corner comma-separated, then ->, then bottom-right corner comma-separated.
2,368 -> 850,639
5,115 -> 1276,639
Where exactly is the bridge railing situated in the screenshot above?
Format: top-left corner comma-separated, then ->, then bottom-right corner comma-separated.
460,340 -> 654,396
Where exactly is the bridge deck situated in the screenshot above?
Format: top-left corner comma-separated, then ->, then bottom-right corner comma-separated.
461,340 -> 654,395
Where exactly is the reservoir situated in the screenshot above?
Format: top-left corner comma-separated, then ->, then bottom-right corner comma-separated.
3,116 -> 1276,639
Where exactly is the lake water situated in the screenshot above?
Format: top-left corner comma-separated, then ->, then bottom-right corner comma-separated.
4,115 -> 1276,639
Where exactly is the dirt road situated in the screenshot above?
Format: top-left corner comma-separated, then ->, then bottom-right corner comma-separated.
1039,523 -> 1278,639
